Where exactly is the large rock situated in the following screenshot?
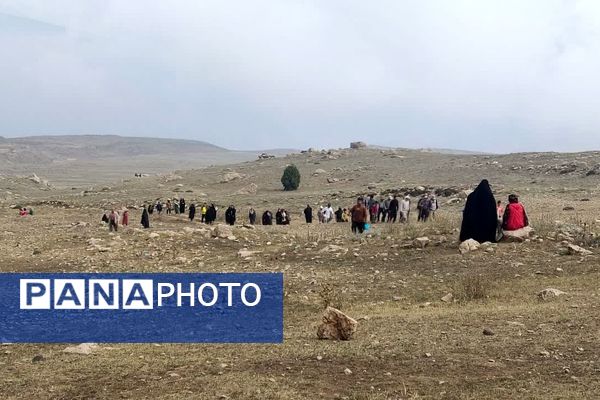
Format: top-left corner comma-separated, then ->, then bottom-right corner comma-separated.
503,226 -> 535,242
459,239 -> 480,254
212,224 -> 233,239
317,307 -> 358,340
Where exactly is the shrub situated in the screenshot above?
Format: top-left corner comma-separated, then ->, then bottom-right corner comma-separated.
318,283 -> 345,310
281,164 -> 301,191
455,274 -> 491,302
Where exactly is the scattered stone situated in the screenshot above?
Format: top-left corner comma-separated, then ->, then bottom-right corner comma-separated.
317,307 -> 358,341
503,226 -> 535,242
32,354 -> 45,362
29,173 -> 42,184
212,224 -> 233,239
562,206 -> 575,211
344,367 -> 353,375
566,244 -> 593,256
441,293 -> 453,303
319,245 -> 348,254
238,249 -> 260,258
235,183 -> 258,195
459,239 -> 480,254
220,172 -> 245,183
483,328 -> 495,336
538,288 -> 566,300
63,343 -> 98,355
413,237 -> 430,249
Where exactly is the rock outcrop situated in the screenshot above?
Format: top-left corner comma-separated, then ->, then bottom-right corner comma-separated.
317,307 -> 358,340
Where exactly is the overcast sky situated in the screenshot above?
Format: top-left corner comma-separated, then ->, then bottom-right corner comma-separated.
1,1 -> 599,153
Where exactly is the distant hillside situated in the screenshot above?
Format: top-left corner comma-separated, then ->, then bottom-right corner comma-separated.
0,135 -> 291,186
0,135 -> 230,163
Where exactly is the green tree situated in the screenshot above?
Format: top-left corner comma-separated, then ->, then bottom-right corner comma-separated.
281,164 -> 301,191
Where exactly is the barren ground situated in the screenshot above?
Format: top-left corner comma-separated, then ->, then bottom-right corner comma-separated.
1,147 -> 600,399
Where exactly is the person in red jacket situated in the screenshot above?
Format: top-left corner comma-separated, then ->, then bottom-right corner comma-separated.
502,194 -> 529,231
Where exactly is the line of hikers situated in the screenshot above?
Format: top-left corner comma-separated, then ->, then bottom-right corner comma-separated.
101,191 -> 440,232
102,201 -> 237,230
100,183 -> 527,239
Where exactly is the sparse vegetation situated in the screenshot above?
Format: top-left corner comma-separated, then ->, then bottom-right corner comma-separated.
317,282 -> 345,310
455,274 -> 492,302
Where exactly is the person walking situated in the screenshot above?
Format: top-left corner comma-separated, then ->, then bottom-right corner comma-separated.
121,209 -> 129,226
429,194 -> 438,219
248,208 -> 257,225
188,203 -> 196,222
225,205 -> 236,225
304,205 -> 313,223
388,196 -> 399,223
141,207 -> 150,229
108,209 -> 119,232
350,197 -> 369,234
399,196 -> 411,223
201,204 -> 207,223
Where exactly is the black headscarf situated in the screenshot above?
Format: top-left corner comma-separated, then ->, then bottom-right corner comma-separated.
459,179 -> 498,243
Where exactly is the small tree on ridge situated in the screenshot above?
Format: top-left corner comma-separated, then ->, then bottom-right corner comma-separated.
281,164 -> 301,191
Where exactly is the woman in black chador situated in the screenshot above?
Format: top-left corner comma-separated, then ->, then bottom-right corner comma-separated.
188,203 -> 196,222
141,207 -> 150,229
460,179 -> 498,243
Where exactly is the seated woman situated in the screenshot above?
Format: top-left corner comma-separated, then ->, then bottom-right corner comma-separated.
502,194 -> 529,231
459,179 -> 499,243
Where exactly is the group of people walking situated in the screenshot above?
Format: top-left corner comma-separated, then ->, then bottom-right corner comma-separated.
101,209 -> 129,232
100,181 -> 528,241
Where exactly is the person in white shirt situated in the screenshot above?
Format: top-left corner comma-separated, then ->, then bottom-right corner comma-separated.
323,203 -> 334,223
399,196 -> 411,222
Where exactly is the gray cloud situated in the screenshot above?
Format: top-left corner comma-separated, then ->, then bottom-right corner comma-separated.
1,0 -> 600,152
